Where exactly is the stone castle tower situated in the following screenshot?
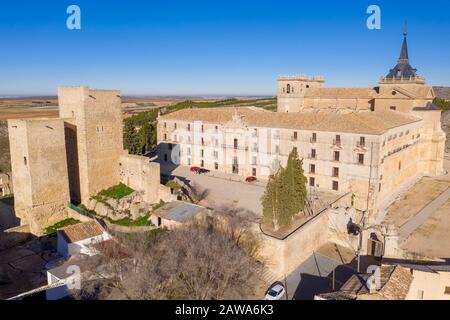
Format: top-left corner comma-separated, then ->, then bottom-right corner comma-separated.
58,87 -> 124,204
8,87 -> 125,234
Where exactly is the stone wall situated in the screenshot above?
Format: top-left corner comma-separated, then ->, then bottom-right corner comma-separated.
58,87 -> 123,203
8,118 -> 70,234
258,209 -> 332,277
119,154 -> 161,204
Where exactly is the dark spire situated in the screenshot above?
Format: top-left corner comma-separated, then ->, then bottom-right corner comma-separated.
399,31 -> 409,61
385,29 -> 417,79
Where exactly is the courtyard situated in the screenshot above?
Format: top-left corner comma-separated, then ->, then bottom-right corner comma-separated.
160,164 -> 266,215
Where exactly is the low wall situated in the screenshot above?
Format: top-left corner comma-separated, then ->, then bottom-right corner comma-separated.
104,221 -> 155,233
67,206 -> 94,223
259,209 -> 332,277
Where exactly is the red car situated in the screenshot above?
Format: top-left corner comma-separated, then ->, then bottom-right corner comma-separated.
190,166 -> 201,174
245,176 -> 257,183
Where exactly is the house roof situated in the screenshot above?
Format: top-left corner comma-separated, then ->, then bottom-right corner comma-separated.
317,265 -> 413,300
59,220 -> 105,243
304,87 -> 376,99
153,201 -> 206,223
160,107 -> 421,135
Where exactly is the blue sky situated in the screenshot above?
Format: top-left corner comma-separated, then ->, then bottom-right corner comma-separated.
0,0 -> 449,96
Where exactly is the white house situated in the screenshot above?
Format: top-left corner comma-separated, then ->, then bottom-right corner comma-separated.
56,220 -> 111,259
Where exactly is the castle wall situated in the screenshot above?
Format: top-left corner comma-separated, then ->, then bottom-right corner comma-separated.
119,154 -> 162,204
58,87 -> 124,203
8,118 -> 70,234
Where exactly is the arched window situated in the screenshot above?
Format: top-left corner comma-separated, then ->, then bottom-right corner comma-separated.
286,84 -> 291,94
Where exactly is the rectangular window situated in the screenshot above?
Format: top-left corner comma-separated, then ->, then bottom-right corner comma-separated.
335,135 -> 341,146
358,153 -> 364,165
213,151 -> 218,160
174,123 -> 177,129
444,287 -> 450,295
187,124 -> 191,131
309,177 -> 315,187
252,168 -> 257,177
163,133 -> 167,140
332,181 -> 339,191
214,162 -> 218,170
359,136 -> 365,148
201,149 -> 204,157
274,145 -> 280,154
201,125 -> 204,132
24,156 -> 27,165
164,154 -> 168,162
201,138 -> 204,146
334,151 -> 340,162
252,156 -> 257,165
311,133 -> 317,143
164,122 -> 167,128
311,149 -> 316,159
234,138 -> 238,150
390,106 -> 397,111
187,147 -> 191,155
309,164 -> 316,174
215,126 -> 218,133
333,167 -> 339,178
293,131 -> 298,141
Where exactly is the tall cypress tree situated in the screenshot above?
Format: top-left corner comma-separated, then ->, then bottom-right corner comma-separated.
261,148 -> 308,230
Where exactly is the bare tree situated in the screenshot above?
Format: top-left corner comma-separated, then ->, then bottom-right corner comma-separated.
76,214 -> 262,300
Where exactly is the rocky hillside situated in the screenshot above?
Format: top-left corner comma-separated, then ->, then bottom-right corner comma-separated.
442,111 -> 450,153
0,121 -> 11,173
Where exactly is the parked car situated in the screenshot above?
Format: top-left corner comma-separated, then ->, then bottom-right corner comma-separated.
264,283 -> 286,300
190,166 -> 201,174
198,168 -> 210,174
245,176 -> 257,183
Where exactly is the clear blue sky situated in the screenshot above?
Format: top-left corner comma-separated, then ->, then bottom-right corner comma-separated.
0,0 -> 449,96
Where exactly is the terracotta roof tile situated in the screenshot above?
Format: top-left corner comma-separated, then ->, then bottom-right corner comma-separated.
160,107 -> 421,135
59,220 -> 104,243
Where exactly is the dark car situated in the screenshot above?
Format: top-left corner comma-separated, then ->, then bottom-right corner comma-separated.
245,176 -> 257,183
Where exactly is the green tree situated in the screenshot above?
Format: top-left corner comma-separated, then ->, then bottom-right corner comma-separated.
261,148 -> 308,229
123,120 -> 139,154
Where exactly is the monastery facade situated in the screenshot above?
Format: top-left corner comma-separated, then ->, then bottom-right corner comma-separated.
157,33 -> 446,218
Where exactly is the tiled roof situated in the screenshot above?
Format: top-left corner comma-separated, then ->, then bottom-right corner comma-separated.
304,87 -> 376,98
59,220 -> 104,243
319,265 -> 413,300
160,107 -> 421,135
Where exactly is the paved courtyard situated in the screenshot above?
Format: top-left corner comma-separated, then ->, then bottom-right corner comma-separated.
160,164 -> 266,215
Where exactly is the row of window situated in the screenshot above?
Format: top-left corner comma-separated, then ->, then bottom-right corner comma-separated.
169,142 -> 366,165
309,165 -> 340,178
309,177 -> 339,191
282,83 -> 310,94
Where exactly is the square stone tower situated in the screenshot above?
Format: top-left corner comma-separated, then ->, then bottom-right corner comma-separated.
58,87 -> 124,204
277,76 -> 324,112
8,118 -> 70,234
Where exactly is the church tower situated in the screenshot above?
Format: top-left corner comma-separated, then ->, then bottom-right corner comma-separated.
375,31 -> 435,113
